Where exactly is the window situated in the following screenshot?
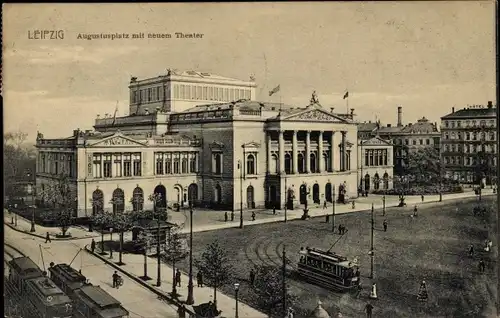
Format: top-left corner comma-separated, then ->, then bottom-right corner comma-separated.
114,154 -> 122,177
412,140 -> 416,145
189,153 -> 197,173
191,86 -> 196,99
364,150 -> 369,166
472,132 -> 477,140
445,121 -> 449,128
224,88 -> 229,101
214,87 -> 219,100
203,87 -> 207,100
445,133 -> 449,140
148,88 -> 152,102
180,85 -> 185,99
151,87 -> 156,101
174,85 -> 179,98
157,86 -> 161,101
426,139 -> 430,145
173,154 -> 180,174
165,153 -> 172,174
490,132 -> 495,141
245,90 -> 251,99
93,154 -> 102,178
405,139 -> 409,145
230,88 -> 235,101
246,154 -> 256,175
213,152 -> 222,174
123,154 -> 131,177
369,151 -> 374,166
419,139 -> 423,145
156,153 -> 164,175
235,89 -> 240,100
103,154 -> 112,177
41,154 -> 46,173
196,86 -> 201,100
133,153 -> 141,176
457,121 -> 461,127
451,121 -> 455,128
181,154 -> 188,174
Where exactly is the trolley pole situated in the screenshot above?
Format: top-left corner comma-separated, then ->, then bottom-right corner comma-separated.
186,203 -> 195,305
239,160 -> 244,229
331,186 -> 336,232
284,175 -> 288,223
370,203 -> 374,279
156,199 -> 161,287
282,245 -> 287,315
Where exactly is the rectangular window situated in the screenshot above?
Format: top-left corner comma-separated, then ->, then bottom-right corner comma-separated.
189,153 -> 197,173
147,88 -> 152,102
151,87 -> 156,101
123,154 -> 132,177
165,153 -> 172,174
364,151 -> 369,166
209,87 -> 214,100
245,90 -> 251,99
93,154 -> 102,178
197,86 -> 202,100
133,153 -> 141,176
181,154 -> 188,174
156,153 -> 164,175
180,85 -> 185,99
103,154 -> 112,178
405,139 -> 409,145
419,139 -> 423,145
173,154 -> 180,174
203,87 -> 207,100
212,152 -> 222,174
114,154 -> 122,177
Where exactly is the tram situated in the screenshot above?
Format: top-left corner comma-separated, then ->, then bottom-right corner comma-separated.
8,256 -> 44,291
24,277 -> 74,318
297,247 -> 359,292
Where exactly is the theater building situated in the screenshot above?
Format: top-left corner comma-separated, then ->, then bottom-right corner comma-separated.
36,72 -> 364,218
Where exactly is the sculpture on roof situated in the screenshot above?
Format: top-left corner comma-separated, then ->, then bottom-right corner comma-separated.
36,131 -> 44,140
310,91 -> 319,104
167,68 -> 172,76
250,74 -> 256,81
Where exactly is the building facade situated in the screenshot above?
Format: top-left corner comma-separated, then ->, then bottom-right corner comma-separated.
358,136 -> 394,193
36,76 -> 365,218
440,101 -> 497,185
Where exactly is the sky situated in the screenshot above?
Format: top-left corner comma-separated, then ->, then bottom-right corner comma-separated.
3,2 -> 496,141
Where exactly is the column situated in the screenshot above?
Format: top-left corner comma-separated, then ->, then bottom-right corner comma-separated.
267,133 -> 272,174
330,132 -> 336,172
318,131 -> 324,173
341,131 -> 347,171
305,130 -> 311,173
187,152 -> 191,173
292,130 -> 298,174
279,130 -> 285,173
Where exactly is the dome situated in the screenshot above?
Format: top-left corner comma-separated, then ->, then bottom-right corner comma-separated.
309,301 -> 331,318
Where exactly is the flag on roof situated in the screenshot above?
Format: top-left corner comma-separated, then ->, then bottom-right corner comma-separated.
269,85 -> 280,96
343,91 -> 349,99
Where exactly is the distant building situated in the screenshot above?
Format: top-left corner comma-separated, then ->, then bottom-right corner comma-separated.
357,106 -> 440,175
358,136 -> 394,193
36,73 -> 363,218
440,101 -> 497,185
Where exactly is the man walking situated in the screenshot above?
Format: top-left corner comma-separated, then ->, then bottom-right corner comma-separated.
175,269 -> 182,287
479,259 -> 486,273
421,194 -> 424,202
224,211 -> 228,222
365,303 -> 374,318
249,269 -> 256,286
323,200 -> 327,209
112,271 -> 119,288
251,211 -> 256,221
469,244 -> 474,258
91,239 -> 96,253
231,211 -> 234,221
196,271 -> 203,287
45,232 -> 52,243
383,220 -> 388,232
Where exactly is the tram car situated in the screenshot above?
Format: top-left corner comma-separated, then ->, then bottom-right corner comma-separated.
7,256 -> 44,292
49,263 -> 129,318
297,247 -> 359,292
24,276 -> 74,318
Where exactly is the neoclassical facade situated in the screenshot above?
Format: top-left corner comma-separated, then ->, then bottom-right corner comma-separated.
358,136 -> 394,193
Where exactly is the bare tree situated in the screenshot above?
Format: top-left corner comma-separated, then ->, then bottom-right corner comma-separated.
162,225 -> 187,295
195,240 -> 234,306
43,174 -> 76,237
4,131 -> 30,200
90,211 -> 112,254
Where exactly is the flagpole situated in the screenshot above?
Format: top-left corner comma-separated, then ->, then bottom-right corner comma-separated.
346,89 -> 349,115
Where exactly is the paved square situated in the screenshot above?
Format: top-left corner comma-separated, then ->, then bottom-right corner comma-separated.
176,197 -> 497,317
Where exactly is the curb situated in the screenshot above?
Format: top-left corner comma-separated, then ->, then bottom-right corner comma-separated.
3,219 -> 99,241
83,245 -> 198,317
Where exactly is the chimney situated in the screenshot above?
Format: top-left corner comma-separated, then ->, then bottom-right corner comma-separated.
397,106 -> 402,127
488,101 -> 493,109
452,107 -> 455,113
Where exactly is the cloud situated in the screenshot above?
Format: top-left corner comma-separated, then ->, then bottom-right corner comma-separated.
4,45 -> 141,65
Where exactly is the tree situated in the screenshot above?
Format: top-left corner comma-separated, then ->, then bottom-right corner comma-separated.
249,265 -> 298,317
403,146 -> 441,184
474,150 -> 495,185
162,225 -> 187,296
44,174 -> 76,237
4,131 -> 32,200
195,240 -> 234,305
90,212 -> 112,254
109,212 -> 133,265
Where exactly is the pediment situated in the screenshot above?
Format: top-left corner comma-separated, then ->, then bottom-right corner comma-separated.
282,107 -> 349,123
242,141 -> 261,149
361,136 -> 392,146
89,134 -> 148,147
209,141 -> 225,150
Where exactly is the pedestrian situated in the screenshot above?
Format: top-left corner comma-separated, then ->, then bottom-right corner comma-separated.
112,271 -> 119,288
338,224 -> 342,235
45,232 -> 52,243
355,284 -> 363,298
251,211 -> 256,221
323,200 -> 327,209
421,194 -> 424,202
231,211 -> 234,221
413,205 -> 418,217
196,271 -> 203,287
355,268 -> 360,278
175,269 -> 181,287
91,239 -> 96,253
417,280 -> 428,301
325,214 -> 330,223
224,211 -> 228,222
249,268 -> 255,286
383,219 -> 388,232
479,259 -> 486,273
352,201 -> 356,209
365,302 -> 374,318
468,244 -> 474,258
273,206 -> 276,215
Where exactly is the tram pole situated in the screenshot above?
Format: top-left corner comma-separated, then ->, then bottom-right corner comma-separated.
370,203 -> 374,279
331,186 -> 336,232
284,175 -> 288,223
186,203 -> 195,305
282,245 -> 287,315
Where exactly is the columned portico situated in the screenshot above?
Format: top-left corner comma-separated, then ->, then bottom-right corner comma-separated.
305,130 -> 311,173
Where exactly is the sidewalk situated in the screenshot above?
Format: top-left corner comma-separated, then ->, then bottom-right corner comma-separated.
83,243 -> 266,318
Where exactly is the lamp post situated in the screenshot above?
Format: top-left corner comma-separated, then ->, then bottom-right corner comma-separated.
331,186 -> 336,232
234,283 -> 240,318
29,183 -> 36,232
282,245 -> 287,315
148,193 -> 163,288
370,203 -> 374,279
284,174 -> 288,223
186,202 -> 195,305
238,159 -> 244,229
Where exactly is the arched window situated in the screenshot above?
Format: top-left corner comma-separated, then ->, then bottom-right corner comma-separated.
246,154 -> 256,175
383,173 -> 389,189
189,153 -> 197,173
213,153 -> 222,175
173,154 -> 180,174
271,154 -> 279,174
374,174 -> 380,190
92,189 -> 104,215
298,154 -> 305,173
111,188 -> 125,214
323,153 -> 328,171
284,153 -> 292,174
181,155 -> 188,174
132,187 -> 144,212
310,153 -> 316,173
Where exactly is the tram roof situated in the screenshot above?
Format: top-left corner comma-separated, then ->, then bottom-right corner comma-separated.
305,248 -> 350,264
78,285 -> 121,308
9,257 -> 43,275
49,263 -> 87,283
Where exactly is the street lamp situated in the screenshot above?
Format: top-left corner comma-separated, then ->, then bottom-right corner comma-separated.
186,202 -> 195,305
148,193 -> 163,288
331,185 -> 336,232
238,159 -> 244,229
370,203 -> 374,279
234,283 -> 240,318
28,183 -> 36,233
284,173 -> 288,223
